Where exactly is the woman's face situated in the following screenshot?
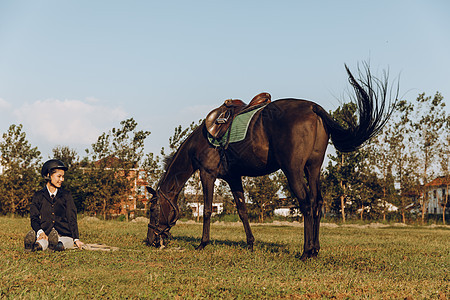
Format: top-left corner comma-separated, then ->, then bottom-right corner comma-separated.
50,169 -> 65,188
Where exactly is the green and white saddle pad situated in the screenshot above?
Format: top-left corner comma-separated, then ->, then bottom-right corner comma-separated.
208,105 -> 267,147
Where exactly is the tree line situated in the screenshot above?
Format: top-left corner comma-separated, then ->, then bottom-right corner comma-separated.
0,92 -> 448,224
322,92 -> 449,224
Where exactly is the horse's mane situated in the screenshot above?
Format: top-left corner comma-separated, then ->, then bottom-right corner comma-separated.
161,121 -> 205,175
153,153 -> 176,189
156,123 -> 204,188
163,153 -> 176,172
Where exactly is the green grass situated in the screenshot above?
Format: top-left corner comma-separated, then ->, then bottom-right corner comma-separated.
1,217 -> 449,299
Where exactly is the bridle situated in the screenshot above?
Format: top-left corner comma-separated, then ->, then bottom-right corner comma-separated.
147,189 -> 179,241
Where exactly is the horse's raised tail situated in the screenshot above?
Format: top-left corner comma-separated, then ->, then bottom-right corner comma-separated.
313,64 -> 397,152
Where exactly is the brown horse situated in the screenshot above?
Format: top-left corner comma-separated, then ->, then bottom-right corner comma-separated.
146,65 -> 395,260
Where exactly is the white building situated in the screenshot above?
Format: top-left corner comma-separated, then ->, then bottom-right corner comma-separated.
425,176 -> 449,215
274,206 -> 301,217
187,202 -> 224,217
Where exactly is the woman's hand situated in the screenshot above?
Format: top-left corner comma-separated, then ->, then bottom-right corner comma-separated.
37,232 -> 48,241
75,240 -> 85,249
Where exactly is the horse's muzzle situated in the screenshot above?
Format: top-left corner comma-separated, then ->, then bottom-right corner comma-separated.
146,224 -> 171,248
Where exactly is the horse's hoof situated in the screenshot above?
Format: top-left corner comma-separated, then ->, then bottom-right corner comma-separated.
247,244 -> 254,252
299,253 -> 309,261
195,242 -> 208,250
296,250 -> 318,261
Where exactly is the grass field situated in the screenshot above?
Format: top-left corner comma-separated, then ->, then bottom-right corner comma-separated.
1,216 -> 449,299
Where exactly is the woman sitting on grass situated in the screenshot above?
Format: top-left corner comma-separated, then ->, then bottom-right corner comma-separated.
24,159 -> 84,252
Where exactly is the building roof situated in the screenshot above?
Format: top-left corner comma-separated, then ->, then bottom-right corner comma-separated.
425,176 -> 450,187
94,155 -> 138,169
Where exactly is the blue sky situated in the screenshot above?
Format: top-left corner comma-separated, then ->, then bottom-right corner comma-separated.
0,0 -> 449,161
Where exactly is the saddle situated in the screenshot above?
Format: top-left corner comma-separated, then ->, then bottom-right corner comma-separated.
205,92 -> 271,139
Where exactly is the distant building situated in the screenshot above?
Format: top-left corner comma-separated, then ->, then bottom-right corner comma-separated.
117,168 -> 149,217
425,176 -> 449,215
274,205 -> 301,217
187,201 -> 224,218
271,198 -> 298,217
184,178 -> 224,218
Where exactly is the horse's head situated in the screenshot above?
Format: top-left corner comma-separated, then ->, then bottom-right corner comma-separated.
145,186 -> 179,248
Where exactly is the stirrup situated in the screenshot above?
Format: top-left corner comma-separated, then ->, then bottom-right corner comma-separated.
216,111 -> 231,124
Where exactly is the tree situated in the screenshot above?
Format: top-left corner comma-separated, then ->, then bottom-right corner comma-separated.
388,100 -> 420,223
324,99 -> 395,222
324,149 -> 363,221
319,172 -> 334,219
84,118 -> 150,219
160,121 -> 202,218
365,126 -> 397,221
245,174 -> 279,223
142,152 -> 164,212
0,124 -> 41,216
142,152 -> 163,190
111,118 -> 150,171
186,170 -> 202,221
51,145 -> 78,169
412,92 -> 447,224
353,170 -> 384,220
161,120 -> 202,157
215,179 -> 235,216
437,114 -> 449,224
324,102 -> 362,222
82,167 -> 128,219
51,146 -> 85,212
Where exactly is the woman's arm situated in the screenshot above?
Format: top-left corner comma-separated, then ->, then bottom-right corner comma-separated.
66,192 -> 79,239
29,192 -> 42,233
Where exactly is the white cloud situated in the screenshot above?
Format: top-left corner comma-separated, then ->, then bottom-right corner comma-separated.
13,98 -> 128,145
0,98 -> 12,110
85,96 -> 101,103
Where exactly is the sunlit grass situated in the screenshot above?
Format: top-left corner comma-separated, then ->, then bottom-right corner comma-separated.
1,216 -> 448,299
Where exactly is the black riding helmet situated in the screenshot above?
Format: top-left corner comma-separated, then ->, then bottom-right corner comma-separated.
41,159 -> 68,180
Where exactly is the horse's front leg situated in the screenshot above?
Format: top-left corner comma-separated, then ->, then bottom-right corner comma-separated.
196,171 -> 216,250
227,177 -> 255,251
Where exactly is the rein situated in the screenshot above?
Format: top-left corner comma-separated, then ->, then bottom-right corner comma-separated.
147,189 -> 179,238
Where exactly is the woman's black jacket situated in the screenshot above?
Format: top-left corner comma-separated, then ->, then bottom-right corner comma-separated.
30,187 -> 79,239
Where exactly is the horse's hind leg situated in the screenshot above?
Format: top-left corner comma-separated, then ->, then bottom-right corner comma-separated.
305,162 -> 323,257
304,118 -> 328,257
227,177 -> 255,251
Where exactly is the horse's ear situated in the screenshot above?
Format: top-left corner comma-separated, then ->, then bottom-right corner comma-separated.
146,186 -> 157,197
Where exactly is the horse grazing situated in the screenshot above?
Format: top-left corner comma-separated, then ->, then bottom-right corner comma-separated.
146,65 -> 395,260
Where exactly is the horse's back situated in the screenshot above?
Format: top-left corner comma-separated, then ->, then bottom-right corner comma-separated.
221,98 -> 328,176
261,99 -> 329,166
262,98 -> 324,135
265,98 -> 316,114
